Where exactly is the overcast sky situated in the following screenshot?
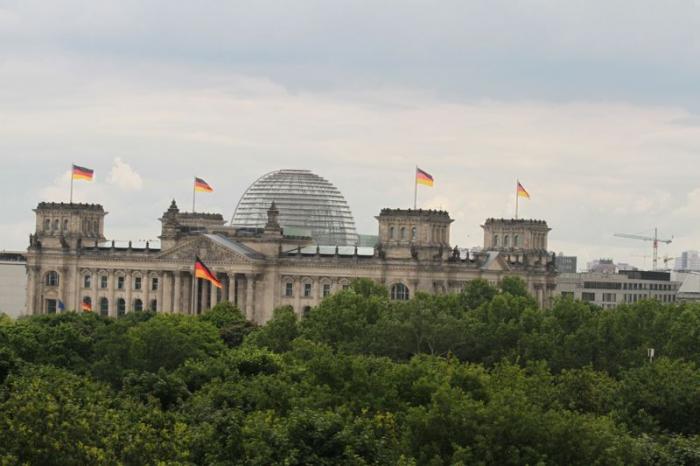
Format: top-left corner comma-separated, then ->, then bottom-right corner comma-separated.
2,0 -> 700,270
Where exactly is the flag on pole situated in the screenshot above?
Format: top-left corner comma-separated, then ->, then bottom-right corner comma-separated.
72,165 -> 94,181
416,167 -> 434,187
194,177 -> 214,193
194,256 -> 222,288
81,300 -> 93,312
58,300 -> 65,312
517,181 -> 530,199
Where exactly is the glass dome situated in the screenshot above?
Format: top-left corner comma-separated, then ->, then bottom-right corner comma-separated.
231,169 -> 358,245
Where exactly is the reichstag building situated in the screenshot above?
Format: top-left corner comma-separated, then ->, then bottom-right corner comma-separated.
25,169 -> 557,323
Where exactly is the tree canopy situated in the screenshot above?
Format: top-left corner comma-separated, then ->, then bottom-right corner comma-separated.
2,278 -> 700,464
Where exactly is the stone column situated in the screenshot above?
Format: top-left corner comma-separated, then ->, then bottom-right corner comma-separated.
245,274 -> 255,321
108,271 -> 116,317
60,266 -> 68,310
26,266 -> 36,315
173,271 -> 181,313
227,273 -> 236,304
210,274 -> 219,309
294,277 -> 301,315
182,273 -> 191,314
143,271 -> 151,311
199,279 -> 208,313
125,271 -> 133,313
157,271 -> 164,312
91,269 -> 98,312
163,271 -> 173,313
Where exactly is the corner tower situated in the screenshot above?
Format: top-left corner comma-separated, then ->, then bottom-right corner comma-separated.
376,209 -> 453,260
32,202 -> 106,250
482,218 -> 550,251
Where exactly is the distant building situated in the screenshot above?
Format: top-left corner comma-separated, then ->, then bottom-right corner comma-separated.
24,171 -> 558,321
555,253 -> 577,273
672,272 -> 700,302
587,258 -> 617,274
674,251 -> 700,272
0,251 -> 26,318
557,270 -> 680,309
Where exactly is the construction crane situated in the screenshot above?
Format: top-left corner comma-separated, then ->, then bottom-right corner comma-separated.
614,228 -> 672,271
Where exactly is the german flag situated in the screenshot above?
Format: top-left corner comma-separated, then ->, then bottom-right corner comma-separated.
517,181 -> 530,199
194,256 -> 222,288
416,167 -> 434,187
81,300 -> 93,312
194,177 -> 213,193
72,164 -> 94,181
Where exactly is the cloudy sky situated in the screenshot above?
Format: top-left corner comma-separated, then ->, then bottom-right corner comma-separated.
2,0 -> 700,270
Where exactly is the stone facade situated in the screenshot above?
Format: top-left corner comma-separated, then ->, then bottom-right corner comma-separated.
25,201 -> 558,323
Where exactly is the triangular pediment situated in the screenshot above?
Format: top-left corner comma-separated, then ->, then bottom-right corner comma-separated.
481,252 -> 511,272
156,235 -> 263,265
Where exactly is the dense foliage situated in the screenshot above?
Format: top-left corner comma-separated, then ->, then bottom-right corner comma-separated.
3,277 -> 700,464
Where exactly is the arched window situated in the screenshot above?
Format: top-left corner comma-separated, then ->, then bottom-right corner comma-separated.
514,235 -> 519,247
149,299 -> 157,311
400,227 -> 406,240
52,219 -> 59,231
44,219 -> 51,231
117,298 -> 126,316
82,296 -> 92,312
62,219 -> 69,231
134,299 -> 143,311
493,234 -> 499,247
390,283 -> 410,301
389,226 -> 395,239
99,297 -> 109,316
504,235 -> 510,247
46,271 -> 59,286
302,306 -> 311,317
411,226 -> 417,240
83,274 -> 91,288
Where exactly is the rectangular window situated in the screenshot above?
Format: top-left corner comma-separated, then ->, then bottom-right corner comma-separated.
117,276 -> 125,290
581,292 -> 595,302
46,299 -> 57,314
100,275 -> 108,289
304,283 -> 312,297
285,282 -> 293,297
84,275 -> 91,288
152,277 -> 159,291
560,291 -> 574,299
323,284 -> 331,297
134,276 -> 142,290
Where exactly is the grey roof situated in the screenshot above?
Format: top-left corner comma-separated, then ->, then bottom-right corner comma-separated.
231,169 -> 358,246
203,234 -> 266,260
291,245 -> 375,257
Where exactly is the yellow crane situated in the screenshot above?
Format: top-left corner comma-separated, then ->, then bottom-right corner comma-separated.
614,228 -> 673,271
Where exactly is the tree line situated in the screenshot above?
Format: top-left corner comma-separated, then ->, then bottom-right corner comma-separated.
2,277 -> 700,464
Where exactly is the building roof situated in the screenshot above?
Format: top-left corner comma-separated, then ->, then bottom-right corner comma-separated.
231,169 -> 358,245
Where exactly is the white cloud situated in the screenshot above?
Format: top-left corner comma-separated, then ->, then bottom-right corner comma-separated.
107,158 -> 143,191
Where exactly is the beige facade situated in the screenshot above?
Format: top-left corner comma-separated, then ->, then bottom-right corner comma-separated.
25,201 -> 558,323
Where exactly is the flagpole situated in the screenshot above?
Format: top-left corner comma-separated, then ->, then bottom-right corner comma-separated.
192,178 -> 196,213
515,180 -> 519,220
413,166 -> 418,209
70,163 -> 74,204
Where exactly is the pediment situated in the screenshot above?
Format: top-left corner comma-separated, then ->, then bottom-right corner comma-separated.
156,235 -> 262,265
481,252 -> 511,272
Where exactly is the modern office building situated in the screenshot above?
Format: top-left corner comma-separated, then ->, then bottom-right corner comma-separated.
674,251 -> 700,272
557,270 -> 680,309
